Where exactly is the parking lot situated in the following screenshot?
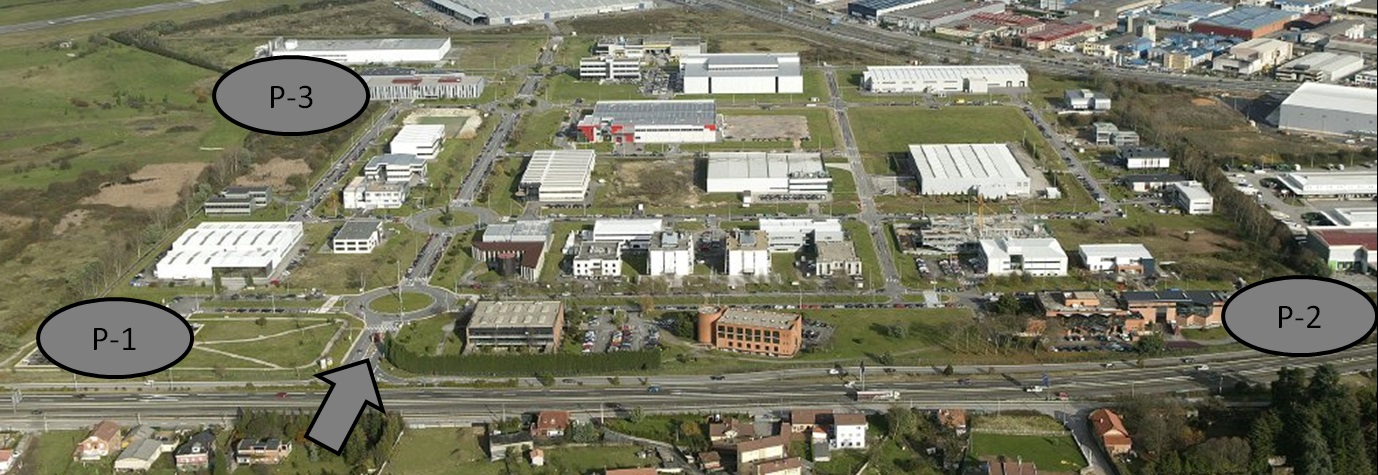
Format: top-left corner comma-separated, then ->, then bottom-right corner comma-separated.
579,308 -> 660,354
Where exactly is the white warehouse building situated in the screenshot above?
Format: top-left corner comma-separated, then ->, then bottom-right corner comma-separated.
1078,243 -> 1154,274
909,143 -> 1032,198
648,232 -> 695,276
389,124 -> 447,160
261,37 -> 451,65
154,222 -> 304,280
679,53 -> 804,95
705,152 -> 831,195
1277,82 -> 1377,136
977,238 -> 1068,277
362,69 -> 487,101
862,65 -> 1028,93
759,218 -> 844,253
363,153 -> 428,184
593,219 -> 664,249
1278,172 -> 1378,198
577,100 -> 719,144
1168,181 -> 1214,215
518,149 -> 597,203
424,0 -> 654,26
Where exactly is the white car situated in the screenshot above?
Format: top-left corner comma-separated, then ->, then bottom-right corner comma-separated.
1196,364 -> 1210,371
1024,386 -> 1045,393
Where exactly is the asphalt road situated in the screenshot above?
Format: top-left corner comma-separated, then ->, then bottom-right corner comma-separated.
6,345 -> 1371,431
0,0 -> 232,36
292,103 -> 402,221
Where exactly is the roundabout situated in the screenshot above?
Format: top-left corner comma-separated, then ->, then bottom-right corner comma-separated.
368,290 -> 436,314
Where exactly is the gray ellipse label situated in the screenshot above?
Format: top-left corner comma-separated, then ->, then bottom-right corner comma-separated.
37,298 -> 194,379
1222,276 -> 1376,356
213,56 -> 369,136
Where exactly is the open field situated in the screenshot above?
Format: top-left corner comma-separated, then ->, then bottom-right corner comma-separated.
201,321 -> 343,368
191,316 -> 330,342
0,0 -> 323,48
392,314 -> 461,357
0,0 -> 173,25
164,1 -> 442,37
1047,208 -> 1294,284
287,223 -> 425,293
369,290 -> 436,314
970,432 -> 1087,472
453,36 -> 549,72
510,108 -> 571,152
850,106 -> 1059,166
717,106 -> 840,151
542,74 -> 643,102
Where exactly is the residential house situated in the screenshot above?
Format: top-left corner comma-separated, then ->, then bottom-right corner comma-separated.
173,431 -> 216,473
699,451 -> 723,471
115,425 -> 163,472
488,432 -> 534,461
530,411 -> 570,439
233,438 -> 292,465
73,420 -> 122,462
789,409 -> 829,433
530,448 -> 545,467
605,468 -> 658,475
809,427 -> 830,462
830,413 -> 867,450
755,457 -> 804,475
727,431 -> 790,468
708,418 -> 757,442
1090,408 -> 1133,455
938,408 -> 969,435
1120,290 -> 1227,329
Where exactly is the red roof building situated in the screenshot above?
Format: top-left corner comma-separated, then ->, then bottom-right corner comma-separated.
1023,22 -> 1096,50
531,411 -> 570,439
1090,408 -> 1133,455
1310,228 -> 1378,273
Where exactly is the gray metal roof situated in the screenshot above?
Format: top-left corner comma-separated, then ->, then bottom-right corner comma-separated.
1156,1 -> 1231,19
336,220 -> 383,241
482,220 -> 552,243
585,100 -> 716,127
470,301 -> 562,329
1197,7 -> 1295,30
276,37 -> 449,51
430,0 -> 649,21
680,53 -> 802,79
851,0 -> 930,13
365,153 -> 426,168
706,152 -> 827,181
520,150 -> 596,190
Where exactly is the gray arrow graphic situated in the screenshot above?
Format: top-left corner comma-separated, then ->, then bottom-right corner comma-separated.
305,359 -> 384,454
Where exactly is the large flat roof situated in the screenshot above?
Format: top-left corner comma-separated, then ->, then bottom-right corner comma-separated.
365,153 -> 426,168
275,37 -> 450,52
391,124 -> 447,145
521,149 -> 596,191
1279,52 -> 1364,74
593,219 -> 664,238
1079,243 -> 1153,260
336,220 -> 383,241
719,308 -> 800,330
680,53 -> 801,78
172,222 -> 302,251
863,65 -> 1028,83
980,238 -> 1066,261
1281,82 -> 1377,118
1197,7 -> 1295,30
469,301 -> 562,329
1327,207 -> 1378,227
908,143 -> 1029,182
759,218 -> 843,236
816,240 -> 859,262
481,220 -> 552,243
1170,181 -> 1214,201
706,152 -> 827,181
585,100 -> 717,126
1157,1 -> 1231,19
1279,171 -> 1378,194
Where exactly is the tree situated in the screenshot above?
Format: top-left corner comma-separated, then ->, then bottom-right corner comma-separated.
629,406 -> 645,424
942,364 -> 955,376
255,316 -> 268,327
987,294 -> 1021,316
1297,424 -> 1335,475
1135,333 -> 1165,356
1249,410 -> 1282,473
887,406 -> 917,438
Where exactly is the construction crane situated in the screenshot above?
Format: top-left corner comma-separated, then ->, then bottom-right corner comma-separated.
975,194 -> 998,239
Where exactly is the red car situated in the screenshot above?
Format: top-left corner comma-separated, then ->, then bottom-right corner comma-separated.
275,392 -> 289,399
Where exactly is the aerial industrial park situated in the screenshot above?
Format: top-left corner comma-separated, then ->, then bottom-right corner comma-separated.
0,0 -> 1375,474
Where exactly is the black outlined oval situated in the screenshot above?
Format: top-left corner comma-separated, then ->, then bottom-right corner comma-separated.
36,297 -> 194,379
1222,275 -> 1376,357
212,55 -> 370,136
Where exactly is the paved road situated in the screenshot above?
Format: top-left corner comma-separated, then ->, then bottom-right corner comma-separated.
292,103 -> 402,221
0,0 -> 233,35
452,112 -> 519,206
1013,97 -> 1120,217
6,346 -> 1371,431
824,67 -> 904,298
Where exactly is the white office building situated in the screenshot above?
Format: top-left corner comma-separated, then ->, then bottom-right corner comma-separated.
363,153 -> 428,183
261,37 -> 452,64
593,36 -> 704,58
332,220 -> 384,254
705,152 -> 832,195
759,219 -> 844,253
1277,82 -> 1377,136
909,143 -> 1032,198
573,240 -> 623,278
579,56 -> 642,80
861,65 -> 1028,93
1278,172 -> 1378,197
727,230 -> 771,276
814,241 -> 863,277
592,219 -> 664,249
342,177 -> 408,210
363,68 -> 486,101
1078,243 -> 1154,273
1276,53 -> 1366,83
153,222 -> 304,280
977,238 -> 1068,276
1120,147 -> 1171,169
648,232 -> 695,276
518,149 -> 597,203
1168,181 -> 1214,215
576,100 -> 719,144
679,53 -> 804,94
389,124 -> 446,159
1065,89 -> 1112,110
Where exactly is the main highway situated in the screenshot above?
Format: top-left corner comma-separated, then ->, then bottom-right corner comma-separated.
5,345 -> 1372,431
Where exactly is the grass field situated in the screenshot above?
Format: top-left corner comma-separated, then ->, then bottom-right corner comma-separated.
288,223 -> 425,293
840,221 -> 883,289
369,291 -> 436,314
202,321 -> 343,368
850,106 -> 1058,162
191,316 -> 329,342
543,74 -> 644,102
970,432 -> 1087,472
510,108 -> 571,152
539,222 -> 587,282
0,0 -> 172,25
392,314 -> 461,357
164,1 -> 442,37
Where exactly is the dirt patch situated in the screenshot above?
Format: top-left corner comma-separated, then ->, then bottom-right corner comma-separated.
53,210 -> 90,236
404,109 -> 485,139
1190,98 -> 1216,106
722,115 -> 810,142
80,162 -> 208,210
234,158 -> 311,190
0,213 -> 29,230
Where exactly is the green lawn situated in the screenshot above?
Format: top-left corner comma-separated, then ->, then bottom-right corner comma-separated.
970,433 -> 1087,472
289,223 -> 423,293
386,427 -> 652,475
369,291 -> 436,313
191,317 -> 329,342
477,156 -> 526,216
203,321 -> 345,368
0,0 -> 188,25
392,314 -> 462,357
543,74 -> 644,102
539,222 -> 586,282
840,221 -> 883,289
453,37 -> 549,72
1182,326 -> 1231,341
510,108 -> 570,152
849,106 -> 1058,161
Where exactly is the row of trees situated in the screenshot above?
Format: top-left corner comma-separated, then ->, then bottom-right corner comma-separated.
231,408 -> 406,474
385,336 -> 661,376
